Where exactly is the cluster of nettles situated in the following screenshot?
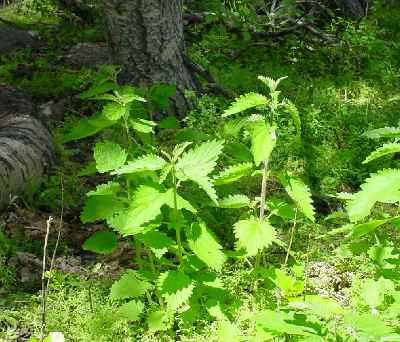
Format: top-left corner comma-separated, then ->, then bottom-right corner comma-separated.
64,67 -> 400,340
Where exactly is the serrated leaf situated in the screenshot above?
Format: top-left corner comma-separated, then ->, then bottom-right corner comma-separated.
118,300 -> 144,321
108,186 -> 167,236
102,102 -> 127,121
112,154 -> 166,175
87,181 -> 121,196
130,118 -> 156,133
80,82 -> 117,100
363,126 -> 400,139
223,117 -> 248,136
363,143 -> 400,164
218,194 -> 250,208
279,173 -> 315,222
138,230 -> 173,259
346,169 -> 400,222
248,121 -> 276,166
82,231 -> 118,254
343,312 -> 395,338
147,310 -> 170,333
186,221 -> 226,271
214,162 -> 253,185
81,195 -> 124,223
223,92 -> 268,117
368,243 -> 398,269
350,218 -> 395,239
234,218 -> 277,256
157,270 -> 194,311
176,140 -> 224,203
252,310 -> 319,337
110,270 -> 151,300
94,141 -> 127,173
218,320 -> 241,342
164,189 -> 197,213
258,75 -> 287,92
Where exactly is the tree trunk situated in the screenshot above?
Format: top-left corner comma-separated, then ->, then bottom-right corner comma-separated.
0,85 -> 54,209
332,0 -> 369,19
102,0 -> 199,118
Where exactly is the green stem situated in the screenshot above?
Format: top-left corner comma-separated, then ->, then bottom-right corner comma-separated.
255,159 -> 269,268
284,208 -> 297,267
171,162 -> 183,267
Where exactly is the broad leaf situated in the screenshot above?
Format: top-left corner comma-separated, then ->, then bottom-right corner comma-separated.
147,310 -> 170,333
223,93 -> 268,117
218,194 -> 251,208
368,243 -> 398,269
279,173 -> 315,222
130,118 -> 156,133
112,154 -> 166,175
363,143 -> 400,164
343,312 -> 395,338
82,231 -> 118,254
87,181 -> 121,197
110,270 -> 151,300
102,102 -> 127,121
108,186 -> 167,236
258,75 -> 287,92
164,189 -> 197,213
248,121 -> 276,166
346,169 -> 400,222
118,300 -> 144,321
363,126 -> 400,139
360,277 -> 395,309
234,218 -> 277,256
214,162 -> 253,185
350,218 -> 397,239
176,140 -> 224,203
81,195 -> 124,223
186,221 -> 226,271
157,270 -> 194,311
94,141 -> 127,173
138,230 -> 173,259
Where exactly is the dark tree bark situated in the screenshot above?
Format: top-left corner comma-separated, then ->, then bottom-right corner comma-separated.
0,85 -> 54,209
332,0 -> 369,19
102,0 -> 199,118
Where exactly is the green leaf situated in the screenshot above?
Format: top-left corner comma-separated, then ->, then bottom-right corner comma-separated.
360,277 -> 395,308
110,270 -> 151,300
363,126 -> 400,139
138,230 -> 173,259
265,268 -> 304,297
289,295 -> 343,319
87,181 -> 121,196
346,169 -> 400,222
368,243 -> 398,269
108,186 -> 167,236
223,117 -> 248,136
63,113 -> 115,142
130,118 -> 156,134
94,141 -> 127,173
164,189 -> 197,213
186,221 -> 226,272
218,194 -> 251,208
118,300 -> 144,321
159,116 -> 181,129
248,121 -> 276,166
343,312 -> 395,338
80,195 -> 124,223
218,320 -> 241,342
147,310 -> 170,333
102,102 -> 127,121
176,140 -> 224,203
118,86 -> 146,104
363,143 -> 400,163
252,310 -> 319,337
214,162 -> 253,185
112,154 -> 166,175
82,231 -> 118,254
157,270 -> 194,311
223,93 -> 268,117
234,218 -> 277,256
258,75 -> 287,92
80,82 -> 117,100
279,173 -> 315,222
350,218 -> 395,239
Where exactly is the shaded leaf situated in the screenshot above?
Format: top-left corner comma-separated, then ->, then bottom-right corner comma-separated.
82,231 -> 118,254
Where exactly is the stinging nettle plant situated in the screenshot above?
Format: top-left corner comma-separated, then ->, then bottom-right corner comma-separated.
222,76 -> 315,267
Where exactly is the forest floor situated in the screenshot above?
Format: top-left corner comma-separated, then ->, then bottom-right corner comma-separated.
1,2 -> 400,342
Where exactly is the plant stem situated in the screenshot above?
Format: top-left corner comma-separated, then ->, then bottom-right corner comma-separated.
255,160 -> 269,268
284,208 -> 298,267
40,216 -> 53,342
171,162 -> 183,267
